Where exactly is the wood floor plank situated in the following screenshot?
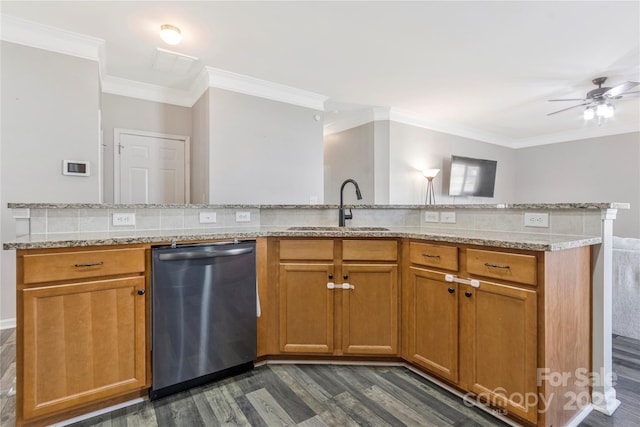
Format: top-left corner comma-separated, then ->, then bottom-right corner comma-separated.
331,391 -> 394,427
260,366 -> 316,422
297,364 -> 349,397
363,384 -> 447,426
270,364 -> 332,402
246,387 -> 297,426
297,414 -> 329,427
121,401 -> 159,427
235,394 -> 269,427
203,382 -> 252,427
152,391 -> 204,427
188,386 -> 221,426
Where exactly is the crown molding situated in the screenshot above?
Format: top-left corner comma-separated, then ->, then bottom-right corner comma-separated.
204,67 -> 328,111
101,75 -> 196,107
508,122 -> 640,149
0,14 -> 103,61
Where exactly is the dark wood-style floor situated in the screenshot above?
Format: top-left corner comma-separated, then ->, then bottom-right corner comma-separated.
1,329 -> 638,427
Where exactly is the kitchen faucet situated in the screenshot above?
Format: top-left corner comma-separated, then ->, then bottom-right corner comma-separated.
339,179 -> 363,226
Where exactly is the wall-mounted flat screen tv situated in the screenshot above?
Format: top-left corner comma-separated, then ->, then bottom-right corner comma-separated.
448,155 -> 497,197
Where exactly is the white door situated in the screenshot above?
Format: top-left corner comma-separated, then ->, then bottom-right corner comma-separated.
115,130 -> 189,204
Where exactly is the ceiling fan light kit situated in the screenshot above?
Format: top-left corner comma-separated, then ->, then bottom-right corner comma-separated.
547,77 -> 639,124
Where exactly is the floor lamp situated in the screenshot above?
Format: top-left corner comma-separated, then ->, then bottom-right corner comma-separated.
423,169 -> 440,205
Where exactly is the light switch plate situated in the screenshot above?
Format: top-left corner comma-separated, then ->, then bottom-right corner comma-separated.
424,212 -> 439,223
235,211 -> 251,222
440,212 -> 456,223
199,212 -> 217,224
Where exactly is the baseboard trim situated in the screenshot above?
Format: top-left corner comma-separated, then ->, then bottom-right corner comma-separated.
51,398 -> 145,427
0,318 -> 16,330
564,404 -> 593,427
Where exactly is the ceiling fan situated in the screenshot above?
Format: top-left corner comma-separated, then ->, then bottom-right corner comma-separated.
547,77 -> 640,120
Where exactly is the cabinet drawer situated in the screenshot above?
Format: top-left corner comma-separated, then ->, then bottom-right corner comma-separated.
22,248 -> 145,284
279,239 -> 334,260
342,240 -> 397,261
409,242 -> 458,271
466,249 -> 537,285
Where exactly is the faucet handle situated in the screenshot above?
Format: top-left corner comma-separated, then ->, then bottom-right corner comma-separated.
344,208 -> 353,220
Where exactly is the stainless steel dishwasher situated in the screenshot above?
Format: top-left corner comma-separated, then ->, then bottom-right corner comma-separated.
150,240 -> 256,400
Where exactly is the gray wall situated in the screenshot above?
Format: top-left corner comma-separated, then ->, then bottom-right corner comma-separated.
515,132 -> 640,238
388,121 -> 518,204
209,88 -> 324,204
190,90 -> 211,204
373,120 -> 391,204
101,93 -> 192,203
324,122 -> 375,204
1,42 -> 100,323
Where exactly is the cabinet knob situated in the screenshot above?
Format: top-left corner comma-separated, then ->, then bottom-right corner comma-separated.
138,289 -> 145,295
448,287 -> 455,294
328,274 -> 333,279
465,291 -> 472,298
343,275 -> 349,280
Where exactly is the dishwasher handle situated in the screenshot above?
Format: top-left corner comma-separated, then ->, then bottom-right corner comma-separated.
157,247 -> 254,261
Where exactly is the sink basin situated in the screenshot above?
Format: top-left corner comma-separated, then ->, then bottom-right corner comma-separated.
287,226 -> 390,231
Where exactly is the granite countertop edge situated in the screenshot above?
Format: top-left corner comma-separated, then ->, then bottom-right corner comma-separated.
7,202 -> 630,210
3,228 -> 602,252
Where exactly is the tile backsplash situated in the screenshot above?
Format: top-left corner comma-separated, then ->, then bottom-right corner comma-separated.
13,205 -> 605,238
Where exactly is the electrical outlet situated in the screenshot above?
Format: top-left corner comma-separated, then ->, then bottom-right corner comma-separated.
440,212 -> 456,223
112,213 -> 135,226
199,212 -> 217,224
235,211 -> 251,222
424,212 -> 439,223
524,212 -> 549,228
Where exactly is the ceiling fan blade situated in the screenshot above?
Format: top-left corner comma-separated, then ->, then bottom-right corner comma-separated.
548,98 -> 586,102
604,81 -> 640,98
618,90 -> 640,97
547,103 -> 589,116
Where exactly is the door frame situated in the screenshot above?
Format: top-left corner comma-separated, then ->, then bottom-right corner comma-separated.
113,128 -> 190,204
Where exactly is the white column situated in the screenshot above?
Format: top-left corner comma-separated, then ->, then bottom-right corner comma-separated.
591,208 -> 621,415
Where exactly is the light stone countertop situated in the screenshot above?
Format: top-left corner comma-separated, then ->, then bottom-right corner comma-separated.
7,202 -> 631,210
2,226 -> 601,252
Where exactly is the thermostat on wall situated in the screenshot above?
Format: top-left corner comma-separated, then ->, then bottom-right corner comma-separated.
62,160 -> 90,176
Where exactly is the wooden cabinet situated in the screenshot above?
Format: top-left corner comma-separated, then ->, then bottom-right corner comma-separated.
341,263 -> 398,355
404,241 -> 539,424
459,278 -> 537,423
16,246 -> 148,426
279,263 -> 335,353
403,241 -> 591,426
406,266 -> 459,382
275,238 -> 398,356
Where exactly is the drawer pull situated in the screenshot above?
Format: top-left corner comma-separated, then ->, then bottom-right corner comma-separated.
448,287 -> 455,294
422,253 -> 440,258
74,262 -> 104,268
484,263 -> 510,269
465,291 -> 473,298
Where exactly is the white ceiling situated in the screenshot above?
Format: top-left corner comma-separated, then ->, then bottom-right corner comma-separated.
2,1 -> 639,148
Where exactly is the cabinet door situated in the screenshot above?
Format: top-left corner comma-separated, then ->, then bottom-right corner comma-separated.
408,267 -> 458,382
341,264 -> 398,355
279,263 -> 334,353
460,280 -> 537,424
21,277 -> 146,421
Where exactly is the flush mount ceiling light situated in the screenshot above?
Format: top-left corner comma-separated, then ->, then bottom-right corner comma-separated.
160,24 -> 182,45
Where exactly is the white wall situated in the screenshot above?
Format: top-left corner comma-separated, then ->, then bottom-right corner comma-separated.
515,132 -> 640,238
373,121 -> 391,204
101,93 -> 192,203
1,42 -> 100,323
190,90 -> 211,204
209,88 -> 324,204
324,122 -> 375,204
389,121 -> 517,205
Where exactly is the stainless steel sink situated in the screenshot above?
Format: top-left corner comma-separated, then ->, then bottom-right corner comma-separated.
287,226 -> 390,231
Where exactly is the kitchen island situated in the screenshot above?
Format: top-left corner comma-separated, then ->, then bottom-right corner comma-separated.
3,202 -> 627,427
